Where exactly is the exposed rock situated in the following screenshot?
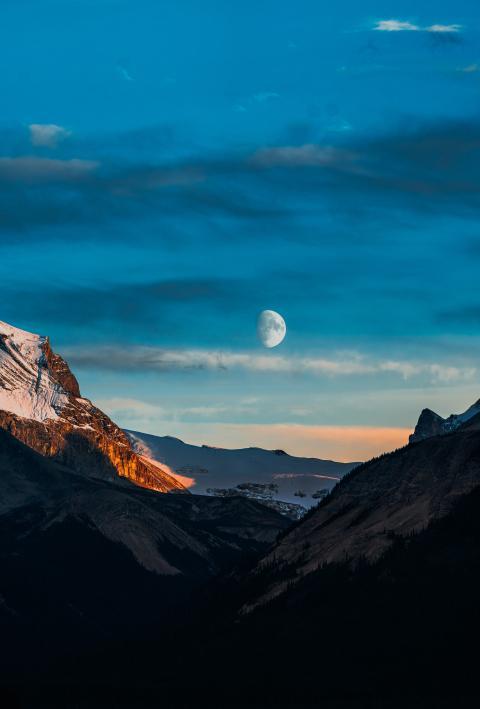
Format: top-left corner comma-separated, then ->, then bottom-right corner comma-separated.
0,320 -> 184,493
410,398 -> 480,443
409,408 -> 446,442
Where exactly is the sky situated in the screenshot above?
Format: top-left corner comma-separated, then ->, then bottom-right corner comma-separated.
2,0 -> 480,461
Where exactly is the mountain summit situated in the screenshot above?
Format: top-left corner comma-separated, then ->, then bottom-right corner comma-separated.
410,398 -> 480,443
0,320 -> 184,493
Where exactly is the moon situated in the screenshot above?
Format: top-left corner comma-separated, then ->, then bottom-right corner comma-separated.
257,310 -> 287,348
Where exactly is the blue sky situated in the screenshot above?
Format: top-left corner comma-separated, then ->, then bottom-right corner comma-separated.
2,0 -> 480,459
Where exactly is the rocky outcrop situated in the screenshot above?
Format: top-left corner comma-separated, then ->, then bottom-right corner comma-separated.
410,398 -> 480,443
41,337 -> 81,397
0,320 -> 184,493
409,408 -> 446,442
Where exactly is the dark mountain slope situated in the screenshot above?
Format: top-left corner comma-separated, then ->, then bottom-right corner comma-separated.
8,469 -> 480,709
196,481 -> 480,708
244,420 -> 480,609
0,428 -> 289,576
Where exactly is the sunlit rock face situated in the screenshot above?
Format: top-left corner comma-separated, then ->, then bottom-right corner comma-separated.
0,320 -> 184,493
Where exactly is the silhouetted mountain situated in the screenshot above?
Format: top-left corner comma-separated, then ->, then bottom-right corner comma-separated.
410,397 -> 480,443
0,425 -> 290,694
242,413 -> 480,610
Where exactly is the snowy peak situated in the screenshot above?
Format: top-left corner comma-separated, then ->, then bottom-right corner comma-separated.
0,319 -> 185,494
126,429 -> 358,509
410,398 -> 480,443
0,320 -> 73,422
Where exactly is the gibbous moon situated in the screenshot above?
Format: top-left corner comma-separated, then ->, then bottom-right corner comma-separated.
257,310 -> 287,348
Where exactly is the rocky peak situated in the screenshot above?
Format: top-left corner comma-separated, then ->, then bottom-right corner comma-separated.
410,398 -> 480,443
409,408 -> 446,443
0,319 -> 185,494
42,337 -> 81,397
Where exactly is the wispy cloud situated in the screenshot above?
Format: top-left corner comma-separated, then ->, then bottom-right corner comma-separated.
252,91 -> 280,103
65,345 -> 476,384
2,118 -> 480,234
95,398 -> 167,417
373,19 -> 462,34
96,397 -> 257,421
374,20 -> 419,32
29,123 -> 71,148
117,64 -> 134,82
0,157 -> 98,182
426,24 -> 462,33
458,64 -> 479,73
251,144 -> 356,168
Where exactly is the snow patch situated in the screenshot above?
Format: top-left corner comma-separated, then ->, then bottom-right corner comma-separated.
138,455 -> 196,489
0,320 -> 68,422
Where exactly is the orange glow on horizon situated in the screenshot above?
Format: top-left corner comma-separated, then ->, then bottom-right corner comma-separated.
159,423 -> 412,463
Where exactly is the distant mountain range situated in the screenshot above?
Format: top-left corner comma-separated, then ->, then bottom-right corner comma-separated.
126,429 -> 358,511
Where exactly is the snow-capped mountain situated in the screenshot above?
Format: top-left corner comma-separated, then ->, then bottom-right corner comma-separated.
126,429 -> 359,509
410,398 -> 480,443
0,320 -> 184,493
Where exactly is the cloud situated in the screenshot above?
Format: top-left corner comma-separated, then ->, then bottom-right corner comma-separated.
251,120 -> 480,219
0,157 -> 98,182
117,65 -> 134,82
252,92 -> 280,103
374,20 -> 419,32
95,398 -> 166,417
2,118 -> 480,234
3,278 -> 238,337
458,64 -> 479,73
29,124 -> 71,148
252,144 -> 356,168
233,91 -> 280,113
64,345 -> 476,384
426,24 -> 462,33
96,397 -> 255,421
373,19 -> 462,34
379,360 -> 475,383
437,305 -> 480,325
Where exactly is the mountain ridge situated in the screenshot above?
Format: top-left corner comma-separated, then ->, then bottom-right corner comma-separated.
126,428 -> 358,507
